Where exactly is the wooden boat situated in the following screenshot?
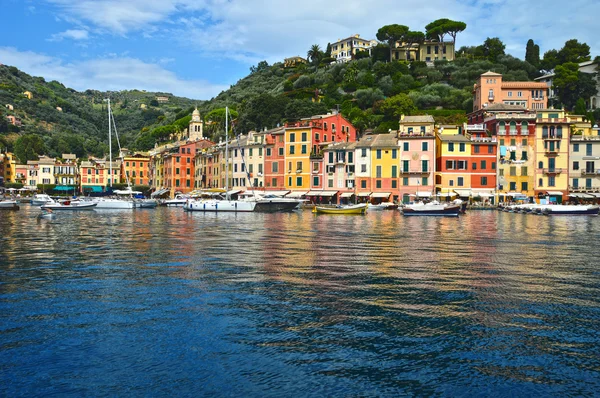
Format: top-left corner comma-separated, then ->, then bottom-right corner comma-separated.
401,200 -> 461,217
41,200 -> 97,210
0,200 -> 20,210
312,203 -> 368,214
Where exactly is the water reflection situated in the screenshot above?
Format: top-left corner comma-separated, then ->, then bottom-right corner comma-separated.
1,206 -> 600,396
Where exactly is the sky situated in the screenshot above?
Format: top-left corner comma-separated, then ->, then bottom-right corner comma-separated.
0,0 -> 598,100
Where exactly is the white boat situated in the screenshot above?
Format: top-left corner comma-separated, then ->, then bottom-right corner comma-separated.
504,203 -> 599,216
402,200 -> 462,216
31,193 -> 53,206
165,194 -> 189,207
239,192 -> 301,212
184,107 -> 256,213
0,200 -> 20,210
135,199 -> 159,208
91,197 -> 135,209
369,202 -> 399,211
42,200 -> 96,210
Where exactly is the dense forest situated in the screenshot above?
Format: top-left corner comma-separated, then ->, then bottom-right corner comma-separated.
1,20 -> 598,164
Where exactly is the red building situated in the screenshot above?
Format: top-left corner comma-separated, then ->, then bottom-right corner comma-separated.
262,126 -> 286,191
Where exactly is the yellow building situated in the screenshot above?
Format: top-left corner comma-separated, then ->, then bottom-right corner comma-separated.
369,133 -> 400,203
534,109 -> 570,203
568,114 -> 600,194
392,40 -> 455,63
284,127 -> 312,190
23,91 -> 32,99
330,34 -> 377,63
283,56 -> 307,68
245,131 -> 266,189
435,125 -> 472,199
0,152 -> 16,184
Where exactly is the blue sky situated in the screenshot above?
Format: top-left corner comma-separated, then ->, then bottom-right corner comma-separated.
0,0 -> 598,100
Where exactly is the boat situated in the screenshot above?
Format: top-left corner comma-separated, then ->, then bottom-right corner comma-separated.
401,200 -> 462,217
0,200 -> 20,210
91,197 -> 135,209
135,198 -> 159,208
165,194 -> 190,207
239,192 -> 301,212
31,193 -> 53,206
38,208 -> 56,218
504,203 -> 599,216
312,203 -> 368,214
41,200 -> 97,210
184,106 -> 257,213
369,202 -> 399,211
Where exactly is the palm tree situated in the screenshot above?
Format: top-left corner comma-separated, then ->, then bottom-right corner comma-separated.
307,44 -> 322,65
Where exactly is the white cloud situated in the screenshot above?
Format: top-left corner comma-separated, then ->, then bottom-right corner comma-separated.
0,47 -> 227,99
48,29 -> 89,41
44,0 -> 600,62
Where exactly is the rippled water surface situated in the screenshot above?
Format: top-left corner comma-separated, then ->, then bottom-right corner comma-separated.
2,205 -> 600,396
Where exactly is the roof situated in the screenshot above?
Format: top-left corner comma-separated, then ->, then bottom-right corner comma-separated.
481,71 -> 502,76
372,133 -> 398,148
324,141 -> 357,151
485,103 -> 528,112
400,115 -> 435,124
438,134 -> 470,142
501,81 -> 549,89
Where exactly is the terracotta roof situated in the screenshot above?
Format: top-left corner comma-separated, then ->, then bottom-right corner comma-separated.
400,115 -> 435,124
481,71 -> 502,76
485,103 -> 528,112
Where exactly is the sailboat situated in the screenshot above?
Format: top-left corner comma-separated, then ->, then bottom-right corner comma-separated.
91,98 -> 134,209
184,107 -> 256,212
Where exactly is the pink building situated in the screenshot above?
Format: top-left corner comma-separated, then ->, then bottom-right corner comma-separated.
472,71 -> 548,112
322,141 -> 357,204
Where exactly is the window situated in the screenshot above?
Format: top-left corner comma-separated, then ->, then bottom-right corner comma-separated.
522,167 -> 528,176
376,180 -> 382,188
510,167 -> 516,176
403,142 -> 409,151
472,162 -> 477,170
288,176 -> 292,186
422,177 -> 428,186
492,162 -> 496,170
176,168 -> 180,175
272,178 -> 277,187
301,145 -> 307,154
290,146 -> 295,155
290,133 -> 296,142
376,166 -> 382,178
509,182 -> 516,191
446,160 -> 454,170
361,148 -> 367,157
574,144 -> 579,152
361,164 -> 367,173
507,91 -> 512,97
422,142 -> 428,151
474,146 -> 480,154
548,176 -> 556,187
302,132 -> 307,141
328,179 -> 334,187
391,165 -> 397,178
376,149 -> 382,159
500,139 -> 505,146
448,142 -> 454,152
481,160 -> 487,170
249,164 -> 254,173
249,148 -> 253,157
266,148 -> 272,157
361,180 -> 367,189
403,177 -> 409,186
392,149 -> 397,159
539,178 -> 543,187
259,148 -> 263,156
573,161 -> 579,170
296,161 -> 302,172
421,160 -> 428,172
449,180 -> 454,186
573,178 -> 579,188
459,143 -> 465,152
296,176 -> 302,186
328,152 -> 334,163
278,148 -> 284,156
391,180 -> 397,188
272,162 -> 279,173
457,177 -> 464,186
313,176 -> 319,186
402,160 -> 409,172
521,151 -> 528,161
587,144 -> 593,156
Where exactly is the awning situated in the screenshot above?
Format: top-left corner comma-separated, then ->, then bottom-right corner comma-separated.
340,192 -> 354,198
83,186 -> 103,192
589,193 -> 600,198
263,190 -> 290,197
151,188 -> 170,197
358,192 -> 372,197
473,192 -> 493,197
453,189 -> 472,197
437,189 -> 456,197
287,191 -> 308,198
227,189 -> 243,196
568,193 -> 594,198
546,191 -> 564,196
372,192 -> 391,198
306,190 -> 338,197
53,185 -> 75,191
416,192 -> 432,197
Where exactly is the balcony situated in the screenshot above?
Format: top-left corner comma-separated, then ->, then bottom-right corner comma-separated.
309,151 -> 324,159
400,169 -> 429,174
488,94 -> 495,101
542,168 -> 563,174
544,147 -> 559,154
581,170 -> 600,176
335,158 -> 346,165
538,118 -> 568,123
542,134 -> 562,140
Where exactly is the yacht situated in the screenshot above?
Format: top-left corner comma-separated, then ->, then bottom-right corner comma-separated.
31,193 -> 53,206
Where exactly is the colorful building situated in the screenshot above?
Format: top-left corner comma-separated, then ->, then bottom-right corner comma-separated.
80,158 -> 121,194
262,127 -> 286,191
0,152 -> 16,185
569,115 -> 600,195
321,141 -> 357,204
534,109 -> 570,203
392,40 -> 455,63
436,125 -> 472,200
330,34 -> 377,63
121,151 -> 151,186
465,124 -> 498,202
398,115 -> 436,203
472,71 -> 548,112
53,154 -> 79,192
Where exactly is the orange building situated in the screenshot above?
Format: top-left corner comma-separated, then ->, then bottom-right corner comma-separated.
121,151 -> 151,186
472,71 -> 548,112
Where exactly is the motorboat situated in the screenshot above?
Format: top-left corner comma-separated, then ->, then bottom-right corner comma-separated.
0,200 -> 20,210
504,203 -> 599,216
239,192 -> 301,212
135,199 -> 159,208
31,193 -> 53,206
90,197 -> 135,209
401,200 -> 462,217
38,208 -> 56,219
312,203 -> 368,215
184,198 -> 256,212
369,202 -> 399,211
165,194 -> 189,207
42,200 -> 97,210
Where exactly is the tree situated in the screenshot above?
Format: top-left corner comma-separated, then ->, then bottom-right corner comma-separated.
425,18 -> 451,43
553,62 -> 597,110
482,37 -> 505,61
14,134 -> 47,163
541,49 -> 560,71
558,39 -> 591,65
307,44 -> 322,65
574,98 -> 587,116
403,31 -> 425,61
444,20 -> 467,46
525,39 -> 540,67
379,93 -> 417,120
250,60 -> 269,74
325,43 -> 332,57
376,24 -> 409,63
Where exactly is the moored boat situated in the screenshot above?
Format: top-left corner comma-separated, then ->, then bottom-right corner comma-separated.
369,202 -> 399,211
239,192 -> 301,212
41,200 -> 97,210
312,203 -> 368,215
505,203 -> 599,216
0,200 -> 20,210
165,194 -> 189,207
31,193 -> 53,206
401,200 -> 461,217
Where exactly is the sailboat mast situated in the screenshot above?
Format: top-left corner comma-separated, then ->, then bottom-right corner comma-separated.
108,98 -> 112,188
225,106 -> 229,194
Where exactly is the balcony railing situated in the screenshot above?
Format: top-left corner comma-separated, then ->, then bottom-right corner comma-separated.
581,170 -> 600,176
542,168 -> 563,174
542,134 -> 563,140
400,169 -> 429,174
309,151 -> 324,159
538,118 -> 568,123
